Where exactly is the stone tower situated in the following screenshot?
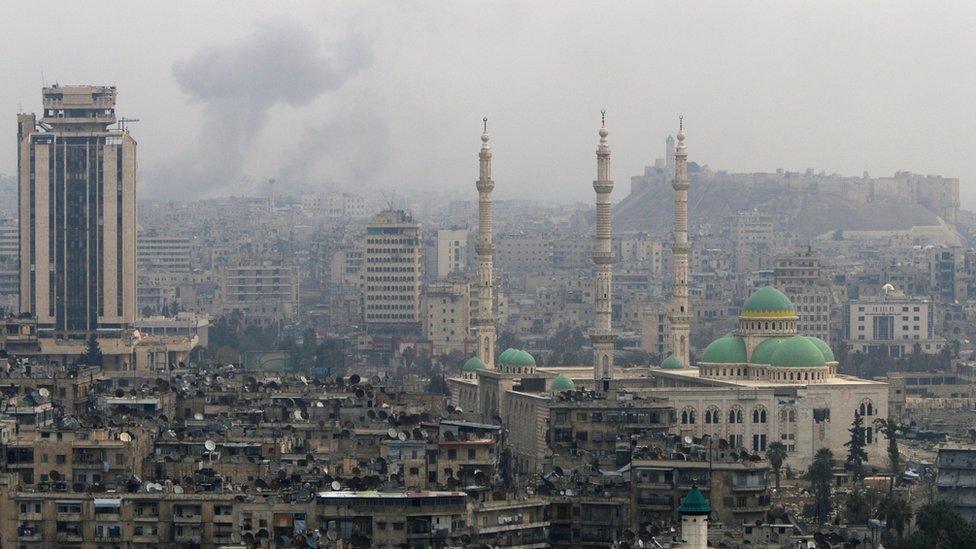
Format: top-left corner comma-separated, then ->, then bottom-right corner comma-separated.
475,118 -> 496,369
591,111 -> 615,383
668,117 -> 692,367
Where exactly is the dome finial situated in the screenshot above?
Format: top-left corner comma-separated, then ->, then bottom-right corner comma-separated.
677,114 -> 685,142
599,109 -> 609,139
481,116 -> 490,144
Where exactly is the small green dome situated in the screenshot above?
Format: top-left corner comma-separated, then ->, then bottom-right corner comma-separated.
741,286 -> 795,317
661,355 -> 684,369
806,336 -> 835,362
462,356 -> 486,372
678,487 -> 712,515
551,374 -> 575,392
511,350 -> 536,367
701,335 -> 747,364
750,338 -> 783,365
498,348 -> 517,365
770,336 -> 826,368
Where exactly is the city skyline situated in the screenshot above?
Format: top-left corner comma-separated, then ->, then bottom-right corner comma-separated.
2,3 -> 974,204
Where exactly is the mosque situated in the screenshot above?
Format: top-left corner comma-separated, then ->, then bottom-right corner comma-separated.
448,115 -> 888,473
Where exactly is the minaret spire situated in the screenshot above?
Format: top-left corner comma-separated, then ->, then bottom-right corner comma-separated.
591,111 -> 615,385
475,117 -> 496,369
668,115 -> 692,368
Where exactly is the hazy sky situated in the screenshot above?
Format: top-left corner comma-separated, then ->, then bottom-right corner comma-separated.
2,1 -> 975,204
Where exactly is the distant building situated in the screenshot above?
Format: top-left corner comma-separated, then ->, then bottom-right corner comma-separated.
846,285 -> 944,356
138,233 -> 192,273
18,85 -> 137,333
218,260 -> 299,326
436,229 -> 468,278
773,245 -> 833,342
363,210 -> 422,334
422,281 -> 471,356
935,445 -> 976,522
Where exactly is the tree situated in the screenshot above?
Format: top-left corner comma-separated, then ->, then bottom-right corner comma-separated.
879,496 -> 912,543
300,327 -> 318,366
845,411 -> 869,485
766,442 -> 788,490
82,333 -> 103,366
808,448 -> 834,523
902,500 -> 976,549
875,418 -> 902,496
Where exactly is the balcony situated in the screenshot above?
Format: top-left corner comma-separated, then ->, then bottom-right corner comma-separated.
56,532 -> 83,542
732,504 -> 771,513
133,534 -> 160,543
732,478 -> 769,491
174,513 -> 202,523
19,511 -> 42,521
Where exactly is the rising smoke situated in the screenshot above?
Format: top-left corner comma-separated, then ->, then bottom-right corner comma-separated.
150,18 -> 372,199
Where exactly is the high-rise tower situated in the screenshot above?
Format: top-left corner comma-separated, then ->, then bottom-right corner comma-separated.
18,85 -> 137,334
668,117 -> 691,367
474,118 -> 496,369
591,111 -> 615,383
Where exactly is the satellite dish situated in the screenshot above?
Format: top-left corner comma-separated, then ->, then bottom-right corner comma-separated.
300,376 -> 308,385
119,432 -> 133,443
38,388 -> 50,398
388,428 -> 398,439
397,432 -> 407,442
193,412 -> 204,421
683,436 -> 693,445
173,485 -> 184,494
331,480 -> 342,491
294,410 -> 304,421
205,440 -> 216,452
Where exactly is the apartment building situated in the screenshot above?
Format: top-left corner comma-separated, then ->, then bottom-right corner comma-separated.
363,210 -> 423,334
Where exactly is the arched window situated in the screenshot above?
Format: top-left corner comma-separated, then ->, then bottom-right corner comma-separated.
752,406 -> 767,424
705,406 -> 721,424
729,407 -> 743,424
681,407 -> 697,425
860,399 -> 875,417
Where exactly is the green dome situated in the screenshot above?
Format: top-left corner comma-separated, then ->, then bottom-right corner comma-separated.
462,356 -> 486,372
511,350 -> 536,367
741,286 -> 795,317
770,336 -> 826,368
498,348 -> 517,365
806,336 -> 835,362
750,338 -> 783,365
678,487 -> 712,515
701,335 -> 747,364
551,374 -> 575,392
661,355 -> 684,370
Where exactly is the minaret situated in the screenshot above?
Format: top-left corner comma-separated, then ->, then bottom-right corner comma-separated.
591,110 -> 615,384
475,117 -> 496,369
668,116 -> 692,368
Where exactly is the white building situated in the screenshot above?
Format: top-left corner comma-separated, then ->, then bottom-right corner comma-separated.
436,228 -> 468,278
363,210 -> 423,333
846,284 -> 944,356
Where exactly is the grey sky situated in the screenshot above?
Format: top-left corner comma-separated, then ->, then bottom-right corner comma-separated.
2,1 -> 974,204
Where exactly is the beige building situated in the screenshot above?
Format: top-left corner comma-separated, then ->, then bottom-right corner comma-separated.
773,245 -> 832,342
18,85 -> 137,333
363,210 -> 423,333
422,281 -> 471,356
846,284 -> 944,356
218,259 -> 299,326
436,228 -> 468,278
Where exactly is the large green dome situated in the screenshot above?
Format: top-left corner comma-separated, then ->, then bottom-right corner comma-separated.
701,335 -> 747,364
661,355 -> 684,369
806,337 -> 835,362
741,286 -> 795,318
498,348 -> 518,365
750,338 -> 783,365
551,374 -> 575,392
462,356 -> 486,372
770,336 -> 826,367
511,350 -> 536,367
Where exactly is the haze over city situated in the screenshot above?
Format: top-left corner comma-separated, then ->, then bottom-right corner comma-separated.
3,3 -> 976,549
3,2 -> 975,203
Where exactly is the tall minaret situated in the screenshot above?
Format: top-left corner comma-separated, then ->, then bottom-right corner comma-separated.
475,117 -> 496,369
668,116 -> 692,368
591,110 -> 615,383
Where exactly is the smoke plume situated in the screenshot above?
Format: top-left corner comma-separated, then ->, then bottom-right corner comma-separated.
151,19 -> 372,198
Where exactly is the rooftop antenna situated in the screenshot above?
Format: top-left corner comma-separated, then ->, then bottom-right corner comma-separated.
118,118 -> 140,133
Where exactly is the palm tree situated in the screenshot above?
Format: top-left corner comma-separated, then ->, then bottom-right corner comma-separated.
881,496 -> 912,543
766,442 -> 788,490
874,418 -> 903,496
808,448 -> 834,523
